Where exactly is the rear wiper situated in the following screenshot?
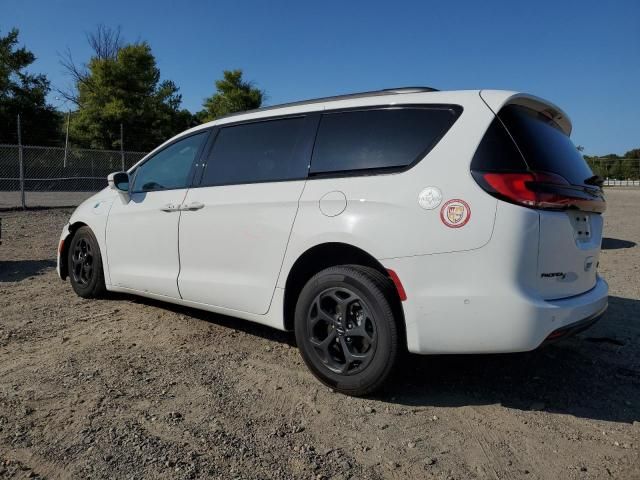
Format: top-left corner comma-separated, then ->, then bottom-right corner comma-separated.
584,175 -> 604,187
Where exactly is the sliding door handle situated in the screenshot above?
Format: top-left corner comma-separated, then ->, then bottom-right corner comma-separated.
181,201 -> 205,211
160,203 -> 180,212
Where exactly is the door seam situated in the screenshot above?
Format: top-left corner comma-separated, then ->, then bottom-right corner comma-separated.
175,188 -> 191,299
264,179 -> 309,315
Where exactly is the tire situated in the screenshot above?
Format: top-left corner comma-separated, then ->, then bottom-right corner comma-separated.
294,265 -> 399,396
67,226 -> 106,299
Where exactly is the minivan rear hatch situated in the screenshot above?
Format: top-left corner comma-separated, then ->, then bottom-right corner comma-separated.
473,94 -> 606,299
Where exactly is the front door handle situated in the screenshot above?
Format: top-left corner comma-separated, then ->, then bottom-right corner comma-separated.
161,203 -> 180,212
181,201 -> 205,211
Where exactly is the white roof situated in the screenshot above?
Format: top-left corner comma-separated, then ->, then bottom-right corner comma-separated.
134,88 -> 572,170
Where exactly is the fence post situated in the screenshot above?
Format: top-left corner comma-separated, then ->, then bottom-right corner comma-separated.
627,160 -> 630,186
120,123 -> 125,171
17,114 -> 26,210
63,111 -> 70,168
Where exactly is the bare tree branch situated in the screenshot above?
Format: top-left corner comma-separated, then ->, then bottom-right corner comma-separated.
57,47 -> 88,105
53,85 -> 78,105
58,25 -> 123,106
87,24 -> 123,60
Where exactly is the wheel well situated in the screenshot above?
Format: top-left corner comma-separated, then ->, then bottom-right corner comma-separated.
283,243 -> 406,345
59,222 -> 87,279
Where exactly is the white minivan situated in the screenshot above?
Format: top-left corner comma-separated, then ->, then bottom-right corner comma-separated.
57,88 -> 608,395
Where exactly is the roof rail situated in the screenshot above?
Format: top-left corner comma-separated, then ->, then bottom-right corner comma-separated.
380,87 -> 439,94
217,86 -> 439,120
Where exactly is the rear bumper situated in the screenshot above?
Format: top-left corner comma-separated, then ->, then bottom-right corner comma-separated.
540,303 -> 606,346
382,246 -> 609,354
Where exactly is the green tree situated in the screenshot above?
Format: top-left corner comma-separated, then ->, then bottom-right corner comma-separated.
0,28 -> 60,145
197,69 -> 263,122
63,28 -> 194,151
607,160 -> 624,179
624,148 -> 640,159
623,149 -> 640,180
585,156 -> 602,177
620,158 -> 637,179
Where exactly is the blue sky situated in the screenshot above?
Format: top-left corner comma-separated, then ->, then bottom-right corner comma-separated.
2,0 -> 638,155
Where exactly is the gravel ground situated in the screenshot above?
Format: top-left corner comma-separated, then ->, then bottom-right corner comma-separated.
0,189 -> 638,479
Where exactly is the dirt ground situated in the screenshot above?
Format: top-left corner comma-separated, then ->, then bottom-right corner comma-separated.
0,190 -> 638,480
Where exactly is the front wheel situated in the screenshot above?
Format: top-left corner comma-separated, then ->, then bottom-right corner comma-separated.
294,265 -> 399,396
67,226 -> 106,299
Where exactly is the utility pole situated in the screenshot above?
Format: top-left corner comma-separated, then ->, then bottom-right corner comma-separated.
17,114 -> 25,210
120,123 -> 125,171
63,110 -> 70,168
54,97 -> 71,168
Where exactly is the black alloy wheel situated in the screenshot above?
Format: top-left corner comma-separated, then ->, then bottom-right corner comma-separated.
67,226 -> 106,298
71,237 -> 94,286
306,287 -> 377,375
295,265 -> 399,396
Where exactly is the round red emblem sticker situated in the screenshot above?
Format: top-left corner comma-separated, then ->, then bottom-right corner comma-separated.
440,199 -> 471,228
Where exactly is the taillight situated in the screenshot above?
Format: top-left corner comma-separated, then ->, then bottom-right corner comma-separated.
472,170 -> 606,213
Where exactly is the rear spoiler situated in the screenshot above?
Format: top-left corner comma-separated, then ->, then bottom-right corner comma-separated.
479,90 -> 572,136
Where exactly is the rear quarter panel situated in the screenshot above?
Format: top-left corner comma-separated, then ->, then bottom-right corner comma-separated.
278,91 -> 499,287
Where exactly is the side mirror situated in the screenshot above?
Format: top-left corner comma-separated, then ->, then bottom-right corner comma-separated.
107,171 -> 130,193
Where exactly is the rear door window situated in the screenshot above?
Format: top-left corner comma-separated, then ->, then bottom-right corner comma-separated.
201,117 -> 307,186
310,107 -> 461,175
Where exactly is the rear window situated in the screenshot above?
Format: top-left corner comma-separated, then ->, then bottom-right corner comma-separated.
310,107 -> 461,175
473,104 -> 594,186
470,115 -> 527,172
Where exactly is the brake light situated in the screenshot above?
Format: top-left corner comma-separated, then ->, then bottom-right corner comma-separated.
473,170 -> 606,213
482,172 -> 538,206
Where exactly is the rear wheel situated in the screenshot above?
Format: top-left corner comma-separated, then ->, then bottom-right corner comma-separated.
68,226 -> 106,299
294,265 -> 399,396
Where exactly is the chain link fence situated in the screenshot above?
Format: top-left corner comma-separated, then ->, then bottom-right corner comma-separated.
0,144 -> 147,209
586,158 -> 640,187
